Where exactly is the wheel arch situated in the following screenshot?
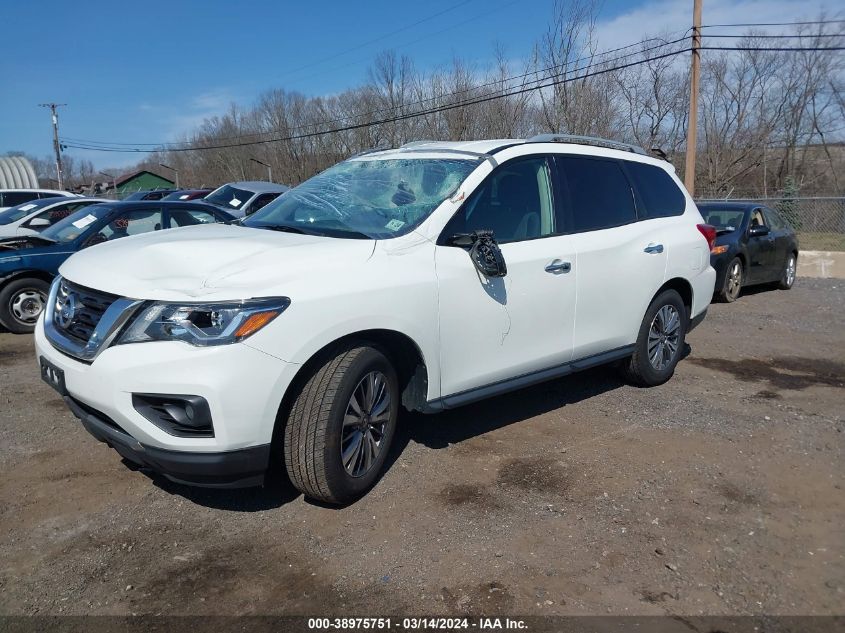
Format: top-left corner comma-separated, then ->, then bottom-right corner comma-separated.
275,328 -> 432,428
0,269 -> 55,289
654,277 -> 693,319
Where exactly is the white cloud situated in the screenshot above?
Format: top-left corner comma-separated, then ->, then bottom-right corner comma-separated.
595,0 -> 839,48
165,88 -> 234,139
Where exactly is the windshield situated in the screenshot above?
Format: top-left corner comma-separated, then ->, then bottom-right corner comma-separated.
699,207 -> 746,232
243,158 -> 477,239
42,205 -> 114,243
0,198 -> 57,224
205,185 -> 253,210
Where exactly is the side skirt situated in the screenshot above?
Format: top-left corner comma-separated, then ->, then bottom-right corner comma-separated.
426,345 -> 635,412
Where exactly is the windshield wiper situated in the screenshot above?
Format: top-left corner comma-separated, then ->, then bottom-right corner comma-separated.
254,224 -> 310,234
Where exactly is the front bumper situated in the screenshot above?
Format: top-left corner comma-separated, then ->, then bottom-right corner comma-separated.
35,317 -> 299,487
66,395 -> 271,487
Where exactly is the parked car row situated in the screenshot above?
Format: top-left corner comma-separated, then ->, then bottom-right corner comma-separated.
0,200 -> 236,332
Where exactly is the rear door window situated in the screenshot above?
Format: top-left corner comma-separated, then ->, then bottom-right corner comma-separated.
624,161 -> 686,219
556,156 -> 636,233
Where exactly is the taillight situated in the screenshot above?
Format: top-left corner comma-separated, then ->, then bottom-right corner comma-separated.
697,223 -> 717,251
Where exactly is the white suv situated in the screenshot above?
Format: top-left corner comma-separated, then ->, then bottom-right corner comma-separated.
35,135 -> 716,504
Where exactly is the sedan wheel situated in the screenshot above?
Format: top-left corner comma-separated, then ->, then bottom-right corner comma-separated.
11,289 -> 46,325
719,258 -> 743,303
0,278 -> 51,334
778,254 -> 796,290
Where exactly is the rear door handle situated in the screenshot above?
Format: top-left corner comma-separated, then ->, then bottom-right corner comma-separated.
545,259 -> 571,274
644,243 -> 664,254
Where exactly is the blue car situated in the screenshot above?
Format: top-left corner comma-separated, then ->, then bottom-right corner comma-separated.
0,200 -> 235,333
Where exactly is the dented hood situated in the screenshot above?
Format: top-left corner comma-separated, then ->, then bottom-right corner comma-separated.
59,223 -> 376,301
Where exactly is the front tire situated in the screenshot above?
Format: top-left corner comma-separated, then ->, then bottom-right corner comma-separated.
621,289 -> 687,387
283,344 -> 399,505
717,257 -> 743,302
777,253 -> 796,290
0,278 -> 50,334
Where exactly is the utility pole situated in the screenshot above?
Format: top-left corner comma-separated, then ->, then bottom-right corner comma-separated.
159,163 -> 180,188
39,103 -> 67,190
250,157 -> 273,183
684,0 -> 702,196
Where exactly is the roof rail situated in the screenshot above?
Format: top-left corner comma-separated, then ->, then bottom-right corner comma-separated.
399,140 -> 442,148
348,146 -> 392,159
525,133 -> 647,155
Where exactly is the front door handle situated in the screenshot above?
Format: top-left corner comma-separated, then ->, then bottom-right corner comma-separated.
545,259 -> 571,274
644,243 -> 664,254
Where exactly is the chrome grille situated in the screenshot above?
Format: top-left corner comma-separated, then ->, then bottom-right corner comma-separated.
54,280 -> 119,343
44,276 -> 144,363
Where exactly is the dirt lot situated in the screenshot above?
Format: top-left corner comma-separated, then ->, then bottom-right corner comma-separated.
0,279 -> 842,617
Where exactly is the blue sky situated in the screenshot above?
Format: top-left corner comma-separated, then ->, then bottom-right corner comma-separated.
0,0 -> 831,170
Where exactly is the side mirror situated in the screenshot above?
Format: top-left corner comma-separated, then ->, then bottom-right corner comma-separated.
748,224 -> 770,238
27,217 -> 51,229
454,230 -> 507,278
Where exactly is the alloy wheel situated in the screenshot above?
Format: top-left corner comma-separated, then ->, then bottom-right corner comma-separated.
647,305 -> 681,371
341,371 -> 392,478
726,261 -> 742,300
786,256 -> 796,287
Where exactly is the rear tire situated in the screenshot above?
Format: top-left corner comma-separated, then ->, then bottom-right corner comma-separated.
717,257 -> 743,302
283,344 -> 399,505
621,289 -> 687,387
777,253 -> 796,290
0,278 -> 50,334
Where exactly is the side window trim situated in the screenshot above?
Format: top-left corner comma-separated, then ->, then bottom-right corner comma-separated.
437,154 -> 562,246
617,159 -> 647,220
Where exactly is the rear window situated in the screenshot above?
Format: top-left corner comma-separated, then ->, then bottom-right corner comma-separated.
625,162 -> 686,218
557,156 -> 637,233
1,191 -> 40,207
698,207 -> 746,231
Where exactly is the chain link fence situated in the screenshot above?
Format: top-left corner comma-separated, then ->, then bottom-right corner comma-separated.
697,197 -> 845,251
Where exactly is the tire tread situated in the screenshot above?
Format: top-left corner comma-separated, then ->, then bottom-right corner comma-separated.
283,345 -> 366,503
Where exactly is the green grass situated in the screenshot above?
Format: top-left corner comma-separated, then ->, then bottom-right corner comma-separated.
796,232 -> 845,252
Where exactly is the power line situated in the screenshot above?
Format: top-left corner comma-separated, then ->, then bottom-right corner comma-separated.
275,0 -> 524,88
60,21 -> 845,155
701,46 -> 845,51
701,19 -> 845,28
61,32 -> 691,150
61,48 -> 693,154
703,33 -> 845,39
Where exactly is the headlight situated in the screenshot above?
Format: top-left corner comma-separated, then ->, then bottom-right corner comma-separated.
118,297 -> 290,346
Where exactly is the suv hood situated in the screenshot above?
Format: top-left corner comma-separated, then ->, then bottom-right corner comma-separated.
59,224 -> 377,301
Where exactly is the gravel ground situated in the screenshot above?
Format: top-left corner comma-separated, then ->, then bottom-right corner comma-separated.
0,278 -> 842,617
